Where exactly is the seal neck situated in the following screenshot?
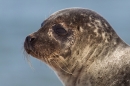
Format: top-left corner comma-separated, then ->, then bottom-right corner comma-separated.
56,37 -> 129,86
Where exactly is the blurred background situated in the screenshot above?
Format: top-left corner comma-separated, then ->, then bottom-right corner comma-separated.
0,0 -> 130,86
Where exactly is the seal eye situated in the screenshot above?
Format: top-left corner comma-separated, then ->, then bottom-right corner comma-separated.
53,24 -> 67,36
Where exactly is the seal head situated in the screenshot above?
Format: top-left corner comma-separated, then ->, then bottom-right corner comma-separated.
24,8 -> 130,86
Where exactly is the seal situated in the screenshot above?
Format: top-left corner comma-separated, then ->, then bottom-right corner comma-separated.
24,8 -> 130,86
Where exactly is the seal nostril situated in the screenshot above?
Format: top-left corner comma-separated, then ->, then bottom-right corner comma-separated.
26,36 -> 36,43
30,38 -> 35,42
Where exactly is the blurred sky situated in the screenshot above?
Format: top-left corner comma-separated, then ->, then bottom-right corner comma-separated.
0,0 -> 130,86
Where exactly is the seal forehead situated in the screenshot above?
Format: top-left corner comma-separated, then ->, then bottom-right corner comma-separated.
43,8 -> 109,28
40,8 -> 118,46
43,8 -> 91,24
40,9 -> 89,34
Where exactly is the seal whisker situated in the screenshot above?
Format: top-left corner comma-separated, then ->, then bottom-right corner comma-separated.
23,50 -> 34,69
49,53 -> 73,74
58,56 -> 73,74
52,60 -> 73,75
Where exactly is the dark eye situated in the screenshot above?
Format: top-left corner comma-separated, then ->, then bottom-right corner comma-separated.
53,24 -> 67,36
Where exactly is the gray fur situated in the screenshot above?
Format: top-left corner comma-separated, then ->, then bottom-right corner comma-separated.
24,8 -> 130,86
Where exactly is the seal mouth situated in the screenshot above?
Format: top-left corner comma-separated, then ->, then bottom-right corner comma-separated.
24,34 -> 58,60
